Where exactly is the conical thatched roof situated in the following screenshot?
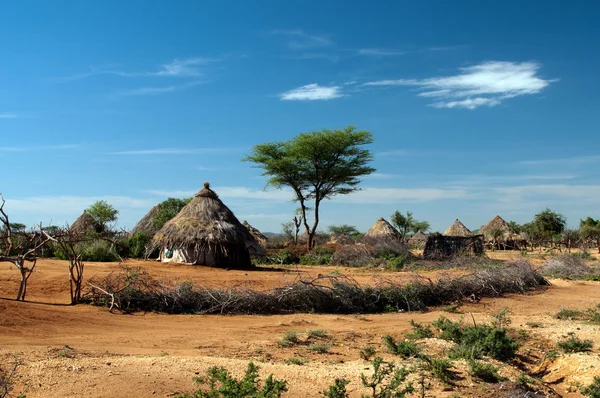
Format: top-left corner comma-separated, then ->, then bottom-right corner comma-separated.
364,217 -> 401,239
130,205 -> 159,238
443,219 -> 472,237
410,230 -> 429,242
479,215 -> 517,241
242,220 -> 268,247
69,210 -> 99,235
152,182 -> 262,254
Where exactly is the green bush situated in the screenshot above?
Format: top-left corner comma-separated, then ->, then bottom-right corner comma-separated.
54,239 -> 119,262
278,331 -> 300,347
382,336 -> 421,358
321,378 -> 349,398
285,357 -> 307,366
308,343 -> 331,353
360,357 -> 414,398
176,361 -> 287,398
299,248 -> 333,265
121,232 -> 150,259
406,320 -> 434,339
581,376 -> 600,398
468,360 -> 504,383
556,333 -> 593,353
427,358 -> 454,384
360,345 -> 376,361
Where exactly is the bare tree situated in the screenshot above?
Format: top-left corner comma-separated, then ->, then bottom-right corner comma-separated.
46,228 -> 86,304
0,194 -> 52,301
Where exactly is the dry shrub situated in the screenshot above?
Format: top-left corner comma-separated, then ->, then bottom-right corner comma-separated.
538,254 -> 590,280
332,245 -> 374,267
86,260 -> 548,315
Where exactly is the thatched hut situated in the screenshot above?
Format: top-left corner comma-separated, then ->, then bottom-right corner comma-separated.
242,220 -> 268,248
364,217 -> 401,240
424,233 -> 485,259
409,230 -> 429,248
443,219 -> 472,237
479,215 -> 523,249
130,205 -> 159,239
69,210 -> 100,235
152,182 -> 263,267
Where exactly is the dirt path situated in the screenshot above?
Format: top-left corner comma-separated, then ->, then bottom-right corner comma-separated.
1,259 -> 600,397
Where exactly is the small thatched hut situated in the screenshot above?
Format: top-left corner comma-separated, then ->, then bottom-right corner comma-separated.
423,233 -> 485,259
69,210 -> 100,235
479,215 -> 523,249
130,205 -> 159,239
152,182 -> 263,267
364,217 -> 401,240
409,230 -> 429,248
242,220 -> 268,248
443,219 -> 472,237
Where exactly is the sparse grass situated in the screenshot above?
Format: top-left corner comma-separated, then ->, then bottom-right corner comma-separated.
490,307 -> 512,329
423,358 -> 454,384
285,357 -> 308,366
441,304 -> 461,313
382,336 -> 421,358
468,360 -> 504,383
359,345 -> 376,361
308,343 -> 331,354
406,320 -> 434,339
581,376 -> 600,398
278,331 -> 301,347
57,345 -> 75,358
515,373 -> 536,391
556,333 -> 593,353
555,307 -> 585,320
307,329 -> 328,338
322,378 -> 350,398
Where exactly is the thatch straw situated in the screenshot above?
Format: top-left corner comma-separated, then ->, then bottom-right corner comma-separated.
69,210 -> 100,235
364,217 -> 401,239
130,205 -> 159,238
443,219 -> 472,237
410,230 -> 428,242
479,215 -> 518,241
424,233 -> 485,259
152,182 -> 262,254
242,220 -> 268,247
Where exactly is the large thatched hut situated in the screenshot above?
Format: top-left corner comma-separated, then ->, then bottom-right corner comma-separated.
479,215 -> 523,249
242,220 -> 268,248
69,210 -> 100,235
130,205 -> 159,239
443,219 -> 472,237
364,217 -> 401,240
152,182 -> 263,267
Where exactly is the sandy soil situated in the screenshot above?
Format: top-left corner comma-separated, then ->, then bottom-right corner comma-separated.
1,256 -> 600,397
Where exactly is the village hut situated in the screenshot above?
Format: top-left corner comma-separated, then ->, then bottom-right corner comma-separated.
152,182 -> 263,267
69,210 -> 100,235
364,217 -> 401,240
130,205 -> 159,239
443,219 -> 472,237
423,233 -> 485,259
242,220 -> 268,248
479,215 -> 523,249
409,230 -> 429,248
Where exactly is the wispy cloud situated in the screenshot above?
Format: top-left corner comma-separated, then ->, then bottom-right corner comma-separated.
520,155 -> 600,166
357,48 -> 405,56
285,53 -> 339,62
377,149 -> 410,157
364,61 -> 555,109
270,29 -> 333,50
427,45 -> 467,52
340,187 -> 468,203
111,80 -> 205,97
280,83 -> 343,101
55,57 -> 213,82
111,147 -> 242,156
146,186 -> 292,201
0,112 -> 19,119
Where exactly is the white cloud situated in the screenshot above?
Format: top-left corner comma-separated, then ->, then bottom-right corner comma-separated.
493,184 -> 600,203
0,144 -> 80,152
270,30 -> 332,50
357,48 -> 405,56
339,188 -> 468,203
364,61 -> 555,109
280,83 -> 343,101
0,112 -> 19,119
112,80 -> 205,97
153,58 -> 210,77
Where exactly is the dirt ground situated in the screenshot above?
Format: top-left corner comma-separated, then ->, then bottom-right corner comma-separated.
1,253 -> 600,397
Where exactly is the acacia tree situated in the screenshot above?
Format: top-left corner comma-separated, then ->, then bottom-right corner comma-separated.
245,126 -> 375,249
532,208 -> 567,248
390,210 -> 430,238
86,200 -> 119,233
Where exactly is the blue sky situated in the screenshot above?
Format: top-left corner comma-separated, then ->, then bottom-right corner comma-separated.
1,0 -> 599,233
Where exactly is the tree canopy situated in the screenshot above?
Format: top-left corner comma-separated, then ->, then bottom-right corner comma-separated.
245,126 -> 375,249
532,208 -> 567,238
327,224 -> 361,237
390,210 -> 430,238
151,197 -> 192,230
86,200 -> 118,232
